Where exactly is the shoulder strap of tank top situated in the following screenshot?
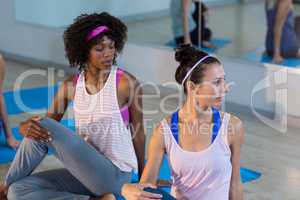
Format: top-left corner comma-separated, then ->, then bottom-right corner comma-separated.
170,107 -> 221,145
72,72 -> 81,97
170,111 -> 179,143
220,113 -> 230,146
72,73 -> 80,87
211,107 -> 221,144
116,67 -> 130,126
116,67 -> 124,87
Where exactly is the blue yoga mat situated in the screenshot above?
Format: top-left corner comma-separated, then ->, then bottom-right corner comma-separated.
0,126 -> 23,164
165,38 -> 231,53
240,167 -> 262,183
3,85 -> 59,115
244,47 -> 300,67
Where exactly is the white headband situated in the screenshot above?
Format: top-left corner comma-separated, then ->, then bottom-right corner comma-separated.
181,55 -> 212,86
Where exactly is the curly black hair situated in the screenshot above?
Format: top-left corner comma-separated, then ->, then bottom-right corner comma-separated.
63,12 -> 127,70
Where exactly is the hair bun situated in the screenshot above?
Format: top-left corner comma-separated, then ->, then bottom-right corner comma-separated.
174,44 -> 209,85
175,44 -> 195,65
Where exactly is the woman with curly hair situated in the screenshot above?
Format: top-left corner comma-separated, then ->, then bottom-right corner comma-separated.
0,12 -> 147,200
121,45 -> 244,200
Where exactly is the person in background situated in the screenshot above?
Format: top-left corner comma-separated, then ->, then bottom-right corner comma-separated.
170,0 -> 215,48
0,54 -> 20,149
265,0 -> 300,63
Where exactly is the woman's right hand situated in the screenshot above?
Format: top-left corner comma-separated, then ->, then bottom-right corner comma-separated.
121,183 -> 162,200
19,116 -> 51,142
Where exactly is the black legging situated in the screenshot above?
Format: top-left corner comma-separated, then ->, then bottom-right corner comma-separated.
175,27 -> 212,47
175,2 -> 212,47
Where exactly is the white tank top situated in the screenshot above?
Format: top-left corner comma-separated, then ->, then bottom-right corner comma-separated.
161,113 -> 232,200
73,66 -> 138,172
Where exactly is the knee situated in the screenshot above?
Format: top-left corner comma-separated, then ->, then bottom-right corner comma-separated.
39,118 -> 56,135
39,117 -> 70,140
22,137 -> 37,145
20,137 -> 46,150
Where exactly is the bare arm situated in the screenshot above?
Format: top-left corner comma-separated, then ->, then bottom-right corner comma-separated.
273,0 -> 292,62
140,124 -> 165,184
182,0 -> 192,44
0,55 -> 13,139
19,75 -> 75,140
46,76 -> 75,120
121,124 -> 165,199
128,76 -> 146,179
229,116 -> 245,200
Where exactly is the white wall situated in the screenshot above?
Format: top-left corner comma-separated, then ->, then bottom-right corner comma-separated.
15,0 -> 170,27
0,0 -> 67,65
0,0 -> 236,65
14,0 -> 237,28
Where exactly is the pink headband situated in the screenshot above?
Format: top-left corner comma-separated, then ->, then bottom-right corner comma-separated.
86,25 -> 109,42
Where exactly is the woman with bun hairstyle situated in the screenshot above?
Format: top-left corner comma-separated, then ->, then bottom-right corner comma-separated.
121,45 -> 244,200
0,12 -> 146,200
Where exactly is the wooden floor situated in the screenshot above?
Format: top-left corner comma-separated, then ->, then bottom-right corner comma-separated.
1,1 -> 300,199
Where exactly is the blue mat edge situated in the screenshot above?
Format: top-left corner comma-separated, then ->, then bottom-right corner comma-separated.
244,49 -> 300,68
165,38 -> 231,54
3,85 -> 59,115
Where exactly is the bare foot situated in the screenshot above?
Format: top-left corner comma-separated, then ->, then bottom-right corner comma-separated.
202,41 -> 217,49
272,54 -> 283,64
0,184 -> 8,200
7,137 -> 20,150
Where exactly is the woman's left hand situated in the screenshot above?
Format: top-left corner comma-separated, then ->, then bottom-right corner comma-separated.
121,183 -> 162,200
